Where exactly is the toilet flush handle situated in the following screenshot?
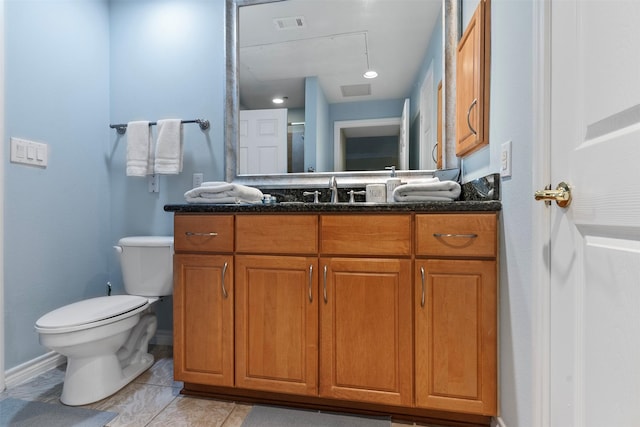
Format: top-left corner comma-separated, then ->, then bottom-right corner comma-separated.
113,245 -> 123,254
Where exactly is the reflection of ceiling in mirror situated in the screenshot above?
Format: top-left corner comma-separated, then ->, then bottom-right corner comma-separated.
239,0 -> 442,110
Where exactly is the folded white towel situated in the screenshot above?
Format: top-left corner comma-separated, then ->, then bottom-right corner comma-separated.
184,182 -> 264,204
393,179 -> 461,202
126,121 -> 152,176
154,119 -> 183,174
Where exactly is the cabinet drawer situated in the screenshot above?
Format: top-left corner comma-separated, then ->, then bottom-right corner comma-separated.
236,214 -> 318,255
174,215 -> 234,253
320,214 -> 411,256
416,213 -> 497,258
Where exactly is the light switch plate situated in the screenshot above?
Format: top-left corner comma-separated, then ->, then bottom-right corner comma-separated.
501,140 -> 512,177
10,137 -> 48,168
193,172 -> 204,188
148,174 -> 159,193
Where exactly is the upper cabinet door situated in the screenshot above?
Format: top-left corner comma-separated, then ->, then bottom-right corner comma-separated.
456,0 -> 490,157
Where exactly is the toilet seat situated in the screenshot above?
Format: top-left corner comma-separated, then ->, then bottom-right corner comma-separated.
35,295 -> 149,334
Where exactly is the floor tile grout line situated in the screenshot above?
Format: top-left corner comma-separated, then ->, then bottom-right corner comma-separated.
140,393 -> 182,427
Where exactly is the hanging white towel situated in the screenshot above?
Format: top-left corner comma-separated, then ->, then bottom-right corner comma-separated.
154,119 -> 183,174
126,121 -> 152,176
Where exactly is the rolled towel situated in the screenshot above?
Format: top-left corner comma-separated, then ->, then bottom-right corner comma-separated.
393,179 -> 461,202
126,121 -> 152,176
154,119 -> 183,174
184,182 -> 263,204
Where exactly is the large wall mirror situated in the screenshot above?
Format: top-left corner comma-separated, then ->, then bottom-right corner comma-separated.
225,0 -> 458,186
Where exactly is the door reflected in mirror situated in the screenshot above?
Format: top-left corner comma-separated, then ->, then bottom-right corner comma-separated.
237,0 -> 443,175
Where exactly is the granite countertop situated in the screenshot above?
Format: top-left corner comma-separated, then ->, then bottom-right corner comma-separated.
164,199 -> 501,214
164,173 -> 502,214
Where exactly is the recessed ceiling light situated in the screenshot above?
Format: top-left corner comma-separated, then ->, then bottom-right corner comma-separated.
272,96 -> 287,104
363,70 -> 378,79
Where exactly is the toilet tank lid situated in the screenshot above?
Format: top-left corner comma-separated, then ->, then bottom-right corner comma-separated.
35,295 -> 149,332
118,236 -> 174,247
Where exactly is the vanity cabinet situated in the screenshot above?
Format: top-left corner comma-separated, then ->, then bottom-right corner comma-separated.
456,0 -> 490,157
414,213 -> 498,415
319,214 -> 413,406
173,215 -> 235,386
171,209 -> 499,423
234,214 -> 319,395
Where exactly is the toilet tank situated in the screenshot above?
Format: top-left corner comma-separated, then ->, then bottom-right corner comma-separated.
116,236 -> 174,297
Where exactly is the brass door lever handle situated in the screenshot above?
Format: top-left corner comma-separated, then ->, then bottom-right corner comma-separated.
534,182 -> 572,207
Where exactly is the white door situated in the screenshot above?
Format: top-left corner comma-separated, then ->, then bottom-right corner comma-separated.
546,1 -> 640,426
399,98 -> 409,170
238,108 -> 287,174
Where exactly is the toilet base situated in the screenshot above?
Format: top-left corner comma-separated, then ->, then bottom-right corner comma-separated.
59,313 -> 158,406
60,352 -> 154,406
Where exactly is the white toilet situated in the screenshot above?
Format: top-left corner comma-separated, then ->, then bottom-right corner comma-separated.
35,236 -> 174,406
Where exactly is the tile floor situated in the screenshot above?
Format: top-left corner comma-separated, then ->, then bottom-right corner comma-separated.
1,346 -> 427,427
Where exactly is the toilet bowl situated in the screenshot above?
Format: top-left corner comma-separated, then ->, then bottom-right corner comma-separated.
35,236 -> 173,406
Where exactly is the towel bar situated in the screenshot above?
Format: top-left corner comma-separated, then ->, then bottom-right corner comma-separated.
109,119 -> 210,135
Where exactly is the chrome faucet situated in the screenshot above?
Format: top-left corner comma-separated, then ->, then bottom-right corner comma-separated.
329,176 -> 339,203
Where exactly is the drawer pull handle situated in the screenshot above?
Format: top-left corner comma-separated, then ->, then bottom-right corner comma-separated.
420,266 -> 425,308
221,262 -> 229,299
323,265 -> 328,303
308,265 -> 313,302
185,231 -> 218,237
433,233 -> 478,239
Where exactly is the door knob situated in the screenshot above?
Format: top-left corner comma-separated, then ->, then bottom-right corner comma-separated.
534,182 -> 571,207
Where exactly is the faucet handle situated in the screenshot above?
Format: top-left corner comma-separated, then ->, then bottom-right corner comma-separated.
348,190 -> 366,203
303,190 -> 321,204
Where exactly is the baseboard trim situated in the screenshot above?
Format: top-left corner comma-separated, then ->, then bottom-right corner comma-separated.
492,416 -> 507,427
4,351 -> 66,389
152,329 -> 173,346
5,329 -> 172,390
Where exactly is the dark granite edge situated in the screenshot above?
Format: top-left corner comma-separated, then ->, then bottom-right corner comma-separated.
164,200 -> 501,213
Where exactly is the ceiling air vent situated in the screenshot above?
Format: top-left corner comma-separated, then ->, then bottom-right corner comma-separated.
273,16 -> 306,30
341,84 -> 371,97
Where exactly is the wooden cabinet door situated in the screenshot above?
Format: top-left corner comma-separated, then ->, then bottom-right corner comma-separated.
456,0 -> 490,157
235,255 -> 318,395
319,257 -> 413,406
415,259 -> 497,415
173,254 -> 234,386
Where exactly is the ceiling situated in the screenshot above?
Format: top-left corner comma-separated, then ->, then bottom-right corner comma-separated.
239,0 -> 442,111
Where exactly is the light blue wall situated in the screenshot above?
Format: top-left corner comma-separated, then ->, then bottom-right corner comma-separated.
487,1 -> 534,426
3,0 -> 225,369
4,0 -> 111,368
4,5 -> 538,427
108,0 -> 225,331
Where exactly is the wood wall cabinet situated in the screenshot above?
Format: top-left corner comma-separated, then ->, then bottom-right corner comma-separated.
456,0 -> 490,157
414,213 -> 498,415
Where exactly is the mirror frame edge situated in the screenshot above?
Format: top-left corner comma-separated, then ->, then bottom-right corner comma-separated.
224,0 -> 451,187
